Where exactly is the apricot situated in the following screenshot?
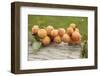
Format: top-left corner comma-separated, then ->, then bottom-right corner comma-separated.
74,40 -> 81,44
71,31 -> 81,41
66,27 -> 74,35
69,23 -> 76,29
46,25 -> 54,35
42,36 -> 51,46
32,25 -> 39,35
69,39 -> 81,45
54,35 -> 61,44
75,28 -> 79,32
38,29 -> 47,38
51,29 -> 58,37
58,28 -> 65,37
68,39 -> 74,44
62,34 -> 70,43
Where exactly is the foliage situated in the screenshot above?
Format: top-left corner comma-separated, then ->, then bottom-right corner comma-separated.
32,41 -> 42,54
81,34 -> 88,58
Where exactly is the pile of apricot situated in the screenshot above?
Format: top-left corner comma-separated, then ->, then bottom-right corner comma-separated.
32,23 -> 81,46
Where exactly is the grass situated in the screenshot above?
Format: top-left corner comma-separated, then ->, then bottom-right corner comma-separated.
28,15 -> 88,58
28,15 -> 88,36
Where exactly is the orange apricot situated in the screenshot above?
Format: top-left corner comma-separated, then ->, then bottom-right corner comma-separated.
75,28 -> 79,32
71,31 -> 81,41
66,27 -> 74,35
38,29 -> 47,38
51,29 -> 58,37
41,36 -> 51,46
46,25 -> 54,35
58,28 -> 65,37
62,34 -> 70,43
32,25 -> 39,35
74,40 -> 81,44
69,23 -> 76,29
54,35 -> 61,44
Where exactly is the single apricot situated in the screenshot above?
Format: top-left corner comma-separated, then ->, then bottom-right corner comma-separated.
66,27 -> 74,35
54,35 -> 61,44
58,28 -> 65,37
51,29 -> 58,37
32,25 -> 39,35
71,31 -> 81,41
46,25 -> 54,35
68,39 -> 73,44
74,40 -> 81,44
41,36 -> 51,46
69,23 -> 76,29
38,29 -> 47,38
69,39 -> 81,45
62,34 -> 70,43
75,28 -> 79,32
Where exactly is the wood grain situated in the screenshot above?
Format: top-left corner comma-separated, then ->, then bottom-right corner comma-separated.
28,41 -> 82,61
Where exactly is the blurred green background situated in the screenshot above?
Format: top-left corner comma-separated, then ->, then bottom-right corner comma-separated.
28,15 -> 88,36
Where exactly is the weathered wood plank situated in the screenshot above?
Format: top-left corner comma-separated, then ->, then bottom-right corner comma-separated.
28,42 -> 82,61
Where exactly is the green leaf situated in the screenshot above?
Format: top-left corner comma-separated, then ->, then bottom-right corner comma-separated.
81,34 -> 87,42
28,32 -> 37,42
34,35 -> 40,41
31,36 -> 37,42
81,41 -> 88,58
32,41 -> 42,52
